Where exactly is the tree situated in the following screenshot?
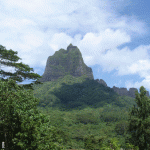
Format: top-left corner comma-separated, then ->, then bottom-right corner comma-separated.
0,44 -> 43,91
124,86 -> 150,150
0,78 -> 67,150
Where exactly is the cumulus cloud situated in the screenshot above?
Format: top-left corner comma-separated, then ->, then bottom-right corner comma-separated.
0,0 -> 150,92
125,77 -> 150,93
98,45 -> 150,74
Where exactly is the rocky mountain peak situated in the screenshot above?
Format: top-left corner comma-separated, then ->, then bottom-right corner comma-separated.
37,43 -> 150,99
95,79 -> 108,87
67,43 -> 77,51
38,44 -> 94,82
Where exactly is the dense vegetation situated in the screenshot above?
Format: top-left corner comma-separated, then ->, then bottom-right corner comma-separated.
33,74 -> 138,111
15,74 -> 146,150
1,74 -> 141,150
1,44 -> 150,149
0,79 -> 68,150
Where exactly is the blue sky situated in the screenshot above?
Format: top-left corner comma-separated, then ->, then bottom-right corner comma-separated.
0,0 -> 150,94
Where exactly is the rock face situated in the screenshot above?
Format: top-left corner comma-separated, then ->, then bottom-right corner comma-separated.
129,88 -> 139,98
95,79 -> 108,87
95,79 -> 150,98
38,42 -> 150,99
112,86 -> 128,96
112,86 -> 150,98
38,43 -> 94,82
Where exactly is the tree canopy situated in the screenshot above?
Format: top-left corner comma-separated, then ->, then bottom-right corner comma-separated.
0,44 -> 43,90
125,86 -> 150,150
0,78 -> 67,149
0,44 -> 67,149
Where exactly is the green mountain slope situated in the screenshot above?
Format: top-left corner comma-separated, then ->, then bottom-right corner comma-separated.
30,74 -> 138,111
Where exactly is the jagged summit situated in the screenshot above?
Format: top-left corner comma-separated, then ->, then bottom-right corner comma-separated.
38,43 -> 94,82
112,86 -> 149,98
67,43 -> 78,51
95,79 -> 108,87
95,78 -> 150,98
37,43 -> 149,99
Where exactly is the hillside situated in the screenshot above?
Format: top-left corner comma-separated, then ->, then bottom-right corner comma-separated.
22,74 -> 138,112
10,75 -> 142,149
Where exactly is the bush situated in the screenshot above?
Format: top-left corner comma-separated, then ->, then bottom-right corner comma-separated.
114,121 -> 129,135
75,112 -> 99,125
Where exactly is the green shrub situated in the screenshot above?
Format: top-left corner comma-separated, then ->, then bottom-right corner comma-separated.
114,121 -> 129,135
75,112 -> 99,125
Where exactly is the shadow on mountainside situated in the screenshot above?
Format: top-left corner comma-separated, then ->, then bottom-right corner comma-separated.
31,75 -> 138,112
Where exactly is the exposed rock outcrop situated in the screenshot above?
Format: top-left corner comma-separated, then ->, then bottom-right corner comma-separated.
129,88 -> 139,98
95,79 -> 108,87
95,79 -> 150,98
112,86 -> 129,96
38,43 -> 94,82
112,86 -> 150,98
37,42 -> 149,99
147,91 -> 150,97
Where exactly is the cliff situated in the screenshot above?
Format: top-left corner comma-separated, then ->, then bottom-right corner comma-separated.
38,43 -> 94,82
95,79 -> 150,98
95,79 -> 108,87
112,86 -> 150,98
37,42 -> 149,99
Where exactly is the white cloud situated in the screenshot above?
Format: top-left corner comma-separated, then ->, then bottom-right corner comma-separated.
74,28 -> 131,66
97,45 -> 150,74
0,18 -> 37,29
127,60 -> 150,75
48,33 -> 73,51
110,15 -> 147,36
125,78 -> 150,93
0,0 -> 150,92
23,32 -> 44,47
124,59 -> 150,92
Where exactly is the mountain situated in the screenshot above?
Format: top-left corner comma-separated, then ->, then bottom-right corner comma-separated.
38,43 -> 94,82
95,79 -> 150,98
34,43 -> 149,99
112,86 -> 150,98
32,74 -> 138,111
17,43 -> 149,111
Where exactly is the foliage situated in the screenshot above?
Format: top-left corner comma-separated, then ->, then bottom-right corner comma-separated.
0,79 -> 67,149
125,86 -> 150,150
100,137 -> 121,150
1,44 -> 147,149
13,80 -> 143,150
83,134 -> 105,150
0,44 -> 43,90
75,112 -> 99,125
125,142 -> 139,150
32,74 -> 137,111
36,103 -> 142,149
114,120 -> 129,136
83,135 -> 122,150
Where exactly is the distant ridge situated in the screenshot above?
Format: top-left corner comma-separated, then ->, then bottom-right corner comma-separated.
94,78 -> 150,98
16,43 -> 150,99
